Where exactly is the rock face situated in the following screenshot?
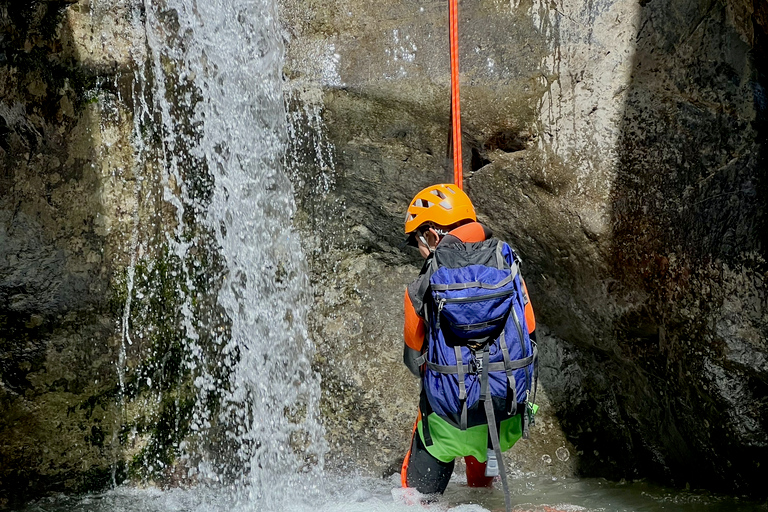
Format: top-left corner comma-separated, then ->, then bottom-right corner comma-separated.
0,0 -> 766,505
0,2 -> 196,506
283,0 -> 768,495
0,1 -> 128,504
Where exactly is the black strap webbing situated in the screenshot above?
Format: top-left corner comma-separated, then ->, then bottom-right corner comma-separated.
498,330 -> 517,416
426,352 -> 535,375
454,346 -> 468,430
480,346 -> 512,512
419,385 -> 433,446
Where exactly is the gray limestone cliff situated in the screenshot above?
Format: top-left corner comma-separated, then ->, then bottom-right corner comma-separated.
0,2 -> 201,506
282,0 -> 768,495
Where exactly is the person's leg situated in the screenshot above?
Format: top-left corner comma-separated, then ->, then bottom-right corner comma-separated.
400,418 -> 419,488
403,428 -> 455,494
464,455 -> 494,487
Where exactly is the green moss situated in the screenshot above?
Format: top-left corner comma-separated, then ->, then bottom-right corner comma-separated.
105,239 -> 232,483
123,253 -> 189,395
105,247 -> 193,480
126,392 -> 196,480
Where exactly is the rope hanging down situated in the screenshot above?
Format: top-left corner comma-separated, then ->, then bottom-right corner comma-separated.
449,0 -> 463,189
448,12 -> 511,512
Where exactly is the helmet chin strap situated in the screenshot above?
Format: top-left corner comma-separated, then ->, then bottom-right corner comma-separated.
418,231 -> 442,254
417,233 -> 435,253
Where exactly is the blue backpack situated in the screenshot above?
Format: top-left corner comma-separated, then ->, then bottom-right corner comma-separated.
417,238 -> 538,444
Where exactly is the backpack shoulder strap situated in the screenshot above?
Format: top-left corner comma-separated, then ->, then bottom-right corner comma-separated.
495,239 -> 524,269
495,240 -> 506,269
407,255 -> 439,318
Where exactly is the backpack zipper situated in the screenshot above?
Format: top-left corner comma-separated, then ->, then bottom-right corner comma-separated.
453,313 -> 508,330
437,288 -> 515,305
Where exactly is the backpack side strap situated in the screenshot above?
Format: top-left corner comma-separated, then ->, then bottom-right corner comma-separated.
480,345 -> 512,512
498,330 -> 517,416
454,346 -> 468,430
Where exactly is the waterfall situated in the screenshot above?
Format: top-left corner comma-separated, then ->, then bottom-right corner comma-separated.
132,0 -> 325,503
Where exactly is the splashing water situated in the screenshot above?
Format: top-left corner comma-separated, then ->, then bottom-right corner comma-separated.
17,473 -> 768,512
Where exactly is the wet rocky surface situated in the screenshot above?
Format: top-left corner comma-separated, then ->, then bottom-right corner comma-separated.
283,0 -> 768,496
0,0 -> 767,507
0,1 -> 191,506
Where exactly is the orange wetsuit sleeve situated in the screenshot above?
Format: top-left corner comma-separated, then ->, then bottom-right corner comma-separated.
522,279 -> 536,333
404,288 -> 426,351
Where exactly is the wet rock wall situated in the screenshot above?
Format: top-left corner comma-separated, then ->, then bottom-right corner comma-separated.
0,2 -> 128,504
0,0 -> 765,504
283,0 -> 768,495
0,1 -> 200,506
605,0 -> 768,490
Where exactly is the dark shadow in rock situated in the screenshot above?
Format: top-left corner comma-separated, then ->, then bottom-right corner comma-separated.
469,130 -> 530,175
470,145 -> 491,173
594,0 -> 768,496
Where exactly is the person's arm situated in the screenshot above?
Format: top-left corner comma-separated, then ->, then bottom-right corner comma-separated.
403,289 -> 425,377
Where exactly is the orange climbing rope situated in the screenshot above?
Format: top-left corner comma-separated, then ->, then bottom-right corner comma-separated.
449,0 -> 463,189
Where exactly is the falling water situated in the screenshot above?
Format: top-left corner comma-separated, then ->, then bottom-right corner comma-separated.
131,0 -> 324,503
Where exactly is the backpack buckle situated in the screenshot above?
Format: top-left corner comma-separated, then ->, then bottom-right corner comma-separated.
467,358 -> 476,375
468,355 -> 482,375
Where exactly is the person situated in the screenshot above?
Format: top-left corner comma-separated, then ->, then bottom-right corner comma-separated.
399,183 -> 537,499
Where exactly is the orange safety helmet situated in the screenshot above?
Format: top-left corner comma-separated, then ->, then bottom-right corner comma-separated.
404,183 -> 476,235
